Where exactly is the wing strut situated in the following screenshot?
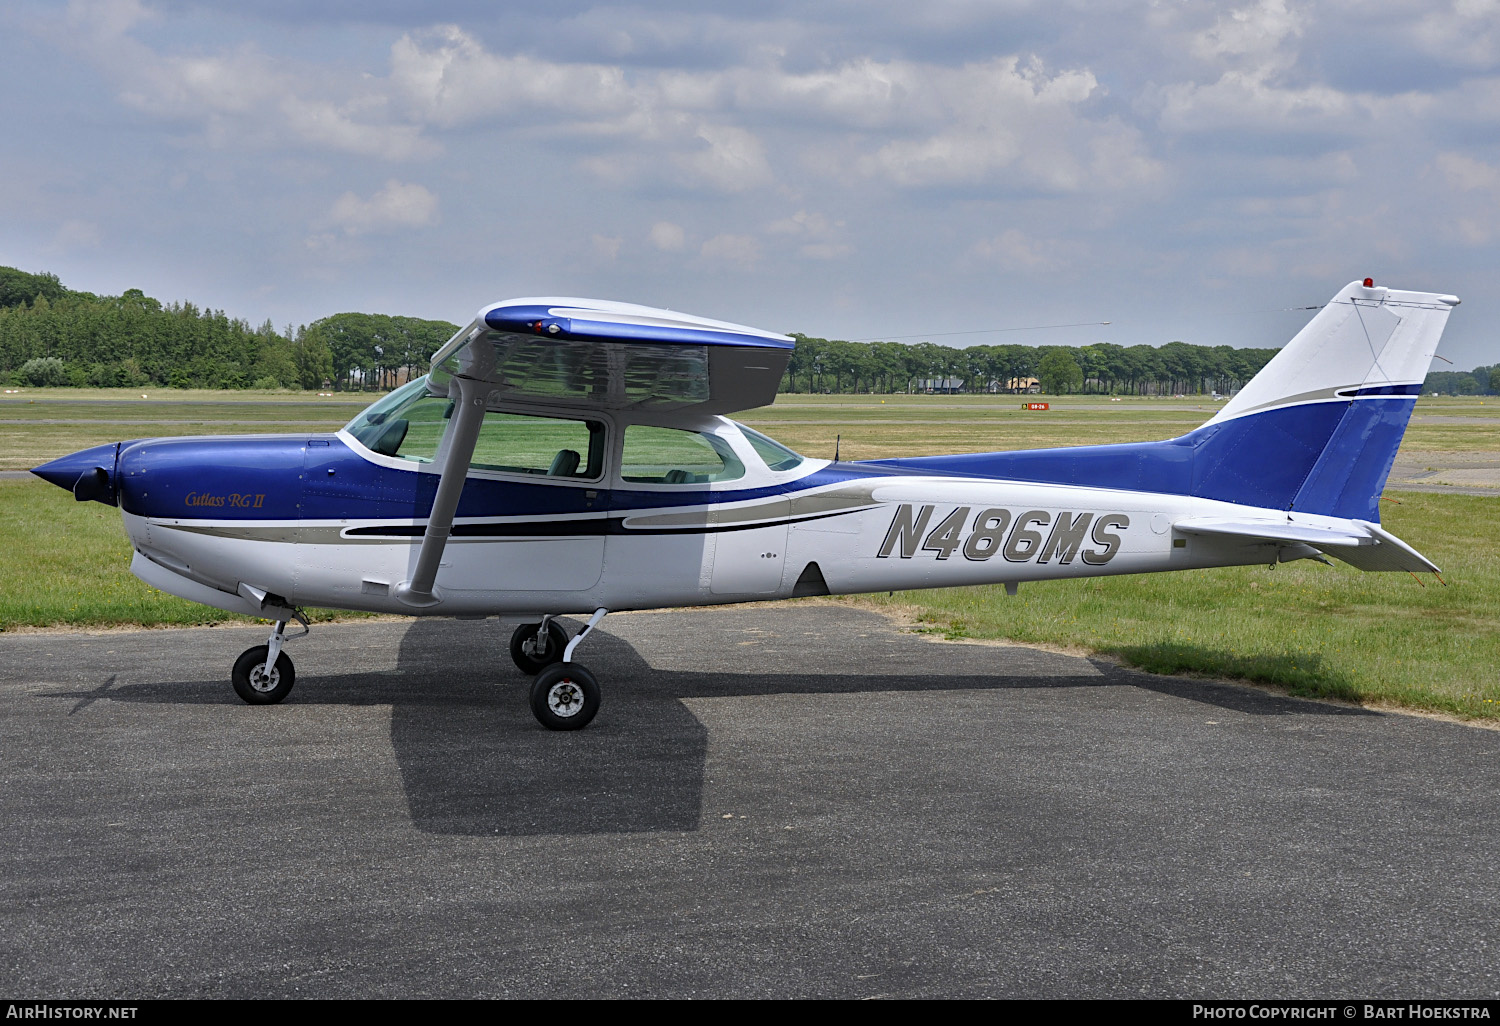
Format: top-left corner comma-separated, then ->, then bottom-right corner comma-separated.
394,376 -> 488,606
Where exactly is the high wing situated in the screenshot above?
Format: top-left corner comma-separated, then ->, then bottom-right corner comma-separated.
426,297 -> 795,414
1173,517 -> 1440,574
397,298 -> 795,606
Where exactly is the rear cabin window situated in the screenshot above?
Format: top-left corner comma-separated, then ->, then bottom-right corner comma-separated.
735,422 -> 805,472
620,426 -> 745,484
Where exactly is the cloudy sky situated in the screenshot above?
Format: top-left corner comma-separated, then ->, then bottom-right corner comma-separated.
3,0 -> 1499,366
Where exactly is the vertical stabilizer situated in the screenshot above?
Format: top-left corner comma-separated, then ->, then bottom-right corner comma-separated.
1200,280 -> 1458,520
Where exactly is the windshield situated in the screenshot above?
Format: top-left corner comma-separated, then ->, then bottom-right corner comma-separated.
345,378 -> 442,458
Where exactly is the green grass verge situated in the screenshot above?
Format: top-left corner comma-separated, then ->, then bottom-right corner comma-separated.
0,479 -> 369,629
854,490 -> 1500,721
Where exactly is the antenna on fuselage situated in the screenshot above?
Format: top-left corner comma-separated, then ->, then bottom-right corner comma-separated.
834,434 -> 840,462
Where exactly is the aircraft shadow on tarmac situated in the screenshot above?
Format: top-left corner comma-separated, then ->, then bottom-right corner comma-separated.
47,617 -> 1377,839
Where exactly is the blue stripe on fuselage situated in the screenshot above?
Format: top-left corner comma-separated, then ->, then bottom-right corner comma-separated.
861,396 -> 1416,520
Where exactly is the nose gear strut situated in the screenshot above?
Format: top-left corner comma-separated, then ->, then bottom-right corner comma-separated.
231,609 -> 310,705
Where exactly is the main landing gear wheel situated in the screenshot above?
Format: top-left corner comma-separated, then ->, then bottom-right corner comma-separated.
232,645 -> 296,705
510,620 -> 569,675
529,663 -> 600,731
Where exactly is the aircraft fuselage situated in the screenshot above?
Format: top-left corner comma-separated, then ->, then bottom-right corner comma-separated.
101,419 -> 1329,621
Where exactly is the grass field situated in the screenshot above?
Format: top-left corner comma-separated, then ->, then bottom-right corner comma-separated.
3,387 -> 1497,720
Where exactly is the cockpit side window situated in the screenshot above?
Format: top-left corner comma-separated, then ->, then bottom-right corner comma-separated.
346,376 -> 604,478
620,425 -> 745,484
472,413 -> 604,478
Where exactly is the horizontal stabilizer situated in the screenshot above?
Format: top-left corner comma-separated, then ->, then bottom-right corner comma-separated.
1336,521 -> 1442,573
1174,517 -> 1439,574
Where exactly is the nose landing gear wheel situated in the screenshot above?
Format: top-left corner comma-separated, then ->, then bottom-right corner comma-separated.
529,663 -> 600,731
232,645 -> 296,705
510,620 -> 569,675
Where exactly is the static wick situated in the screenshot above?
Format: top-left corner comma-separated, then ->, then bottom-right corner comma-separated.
1434,571 -> 1448,588
1406,570 -> 1426,588
1381,495 -> 1403,504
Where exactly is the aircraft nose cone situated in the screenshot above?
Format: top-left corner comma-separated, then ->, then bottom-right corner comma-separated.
32,442 -> 120,504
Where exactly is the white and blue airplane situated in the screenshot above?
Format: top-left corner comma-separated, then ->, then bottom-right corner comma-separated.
33,279 -> 1457,730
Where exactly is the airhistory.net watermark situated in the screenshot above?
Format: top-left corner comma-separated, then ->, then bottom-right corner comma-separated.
5,1007 -> 137,1020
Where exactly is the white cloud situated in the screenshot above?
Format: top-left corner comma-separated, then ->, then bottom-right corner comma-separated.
1434,152 -> 1500,244
971,229 -> 1072,273
50,219 -> 102,252
797,242 -> 853,260
388,25 -> 634,127
729,58 -> 920,130
51,12 -> 1162,199
62,4 -> 435,161
764,210 -> 850,260
1157,70 -> 1355,133
700,233 -> 760,268
1155,0 -> 1362,135
1215,246 -> 1280,277
767,210 -> 836,236
1436,151 -> 1500,192
1191,0 -> 1303,66
851,58 -> 1160,191
65,0 -> 151,40
1415,0 -> 1500,68
591,233 -> 622,261
674,122 -> 773,192
649,221 -> 686,251
328,180 -> 438,234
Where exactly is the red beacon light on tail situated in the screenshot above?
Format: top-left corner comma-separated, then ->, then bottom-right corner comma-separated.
1363,278 -> 1374,287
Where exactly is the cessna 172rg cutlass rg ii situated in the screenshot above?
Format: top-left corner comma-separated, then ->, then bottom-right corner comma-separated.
33,279 -> 1457,730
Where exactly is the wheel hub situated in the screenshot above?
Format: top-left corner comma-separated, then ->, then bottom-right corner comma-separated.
249,663 -> 280,693
546,680 -> 583,717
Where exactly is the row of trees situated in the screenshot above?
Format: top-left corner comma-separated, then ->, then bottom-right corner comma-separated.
0,267 -> 458,391
783,335 -> 1282,396
1,265 -> 1493,396
1424,366 -> 1500,395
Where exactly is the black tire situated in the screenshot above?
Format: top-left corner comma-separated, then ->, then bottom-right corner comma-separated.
232,645 -> 295,705
510,620 -> 569,675
529,663 -> 600,731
